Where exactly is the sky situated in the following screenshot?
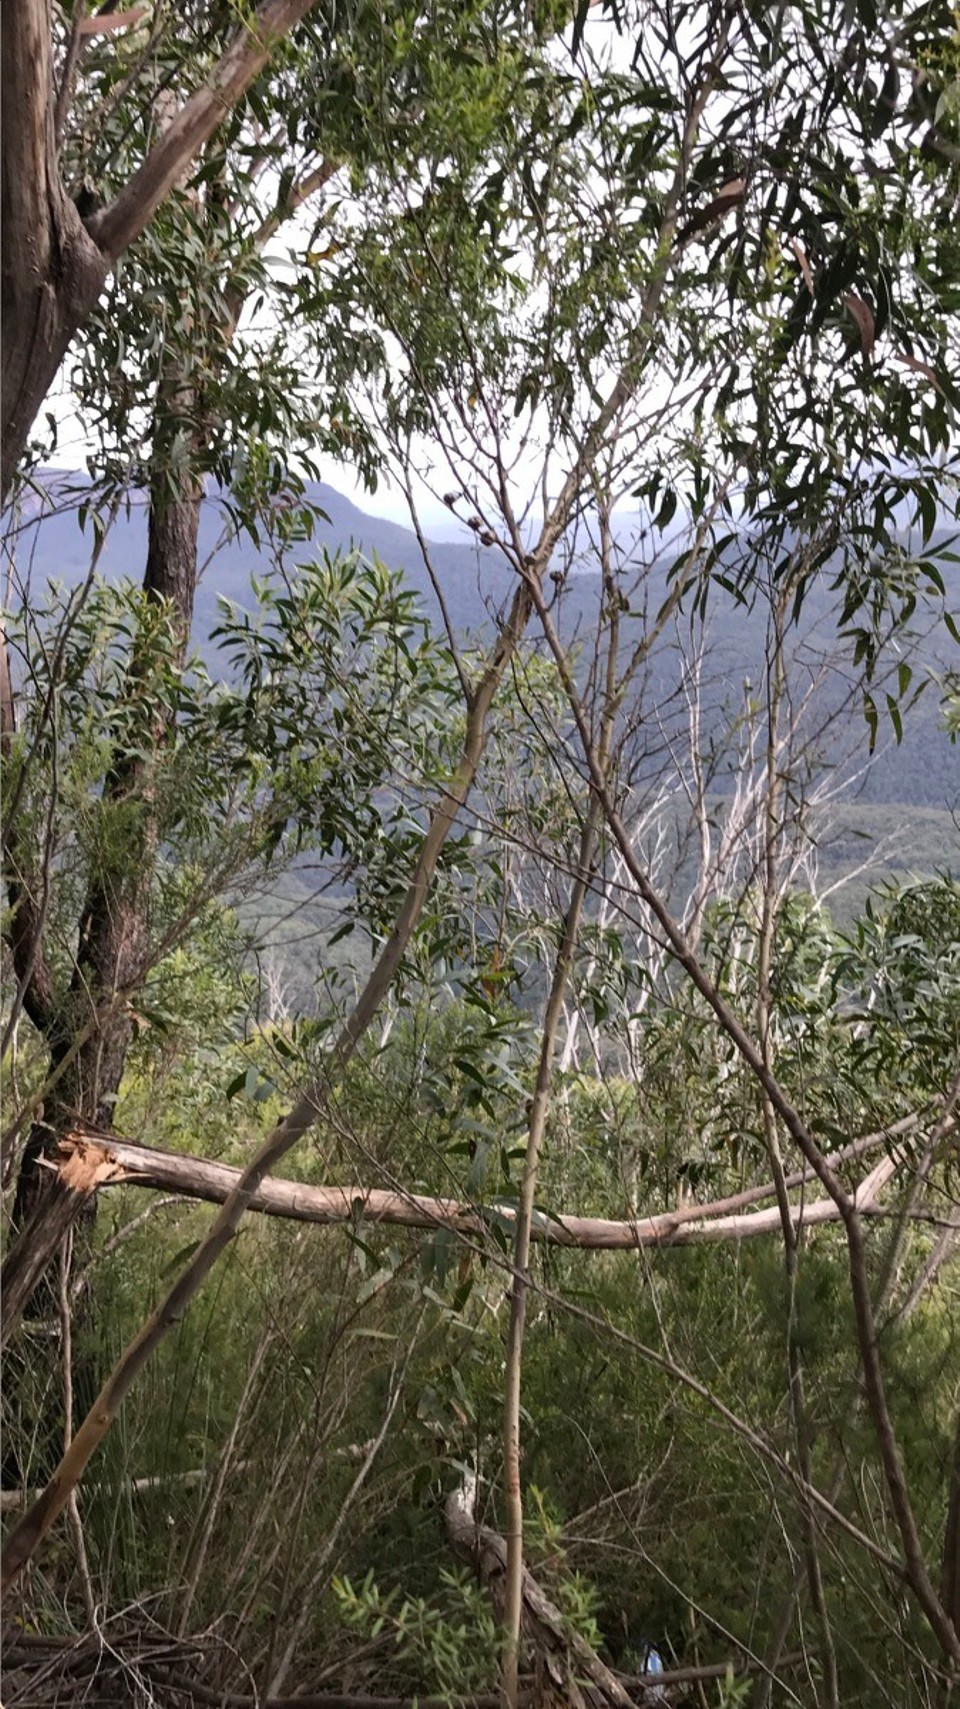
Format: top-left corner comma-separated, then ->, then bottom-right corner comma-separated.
41,377 -> 457,529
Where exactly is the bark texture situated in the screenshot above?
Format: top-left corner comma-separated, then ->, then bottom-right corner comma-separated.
1,0 -> 107,496
1,0 -> 317,496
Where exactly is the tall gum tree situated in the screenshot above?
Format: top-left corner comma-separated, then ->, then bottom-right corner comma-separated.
0,0 -> 338,496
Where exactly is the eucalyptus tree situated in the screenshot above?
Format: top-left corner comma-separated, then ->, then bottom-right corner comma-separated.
3,0 -> 960,1698
3,0 -> 314,496
309,0 -> 960,1692
2,0 -> 554,1330
1,0 -> 560,491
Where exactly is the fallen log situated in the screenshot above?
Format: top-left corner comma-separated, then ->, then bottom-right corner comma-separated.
53,1128 -> 905,1254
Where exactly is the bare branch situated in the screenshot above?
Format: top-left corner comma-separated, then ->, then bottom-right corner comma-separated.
524,576 -> 960,1666
51,1129 -> 904,1250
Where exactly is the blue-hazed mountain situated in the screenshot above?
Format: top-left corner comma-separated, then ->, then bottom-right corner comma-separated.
10,472 -> 518,641
8,472 -> 959,815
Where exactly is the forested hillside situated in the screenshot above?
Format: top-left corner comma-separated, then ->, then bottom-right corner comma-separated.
11,471 -> 958,999
2,1 -> 959,1707
12,471 -> 959,811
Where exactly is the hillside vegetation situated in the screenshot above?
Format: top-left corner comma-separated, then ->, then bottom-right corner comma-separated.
2,1 -> 959,1705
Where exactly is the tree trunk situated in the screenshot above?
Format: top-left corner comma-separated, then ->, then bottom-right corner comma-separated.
3,443 -> 202,1348
2,0 -> 319,498
0,0 -> 107,498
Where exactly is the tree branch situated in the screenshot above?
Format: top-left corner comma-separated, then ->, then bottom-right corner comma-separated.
88,0 -> 320,263
0,503 -> 543,1590
51,1129 -> 903,1250
526,575 -> 960,1667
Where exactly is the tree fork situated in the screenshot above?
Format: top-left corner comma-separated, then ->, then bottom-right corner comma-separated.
1,0 -> 320,496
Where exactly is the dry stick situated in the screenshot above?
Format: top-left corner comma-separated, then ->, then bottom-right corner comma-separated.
0,1465 -> 251,1515
530,1276 -> 906,1580
500,799 -> 603,1708
755,585 -> 839,1709
69,1109 -> 931,1232
528,578 -> 960,1666
53,1129 -> 906,1250
756,1081 -> 960,1709
878,1075 -> 960,1325
176,1328 -> 273,1638
265,1322 -> 420,1698
54,1121 -> 922,1257
57,1228 -> 96,1627
500,500 -> 623,1709
447,1471 -> 633,1709
897,1215 -> 960,1321
624,1651 -> 809,1691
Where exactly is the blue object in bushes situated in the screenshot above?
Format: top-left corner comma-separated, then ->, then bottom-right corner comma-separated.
643,1645 -> 667,1701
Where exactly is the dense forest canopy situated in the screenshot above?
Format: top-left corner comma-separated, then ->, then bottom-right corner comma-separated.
2,1 -> 959,1706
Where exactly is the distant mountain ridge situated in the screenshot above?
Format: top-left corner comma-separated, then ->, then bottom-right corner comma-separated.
11,469 -> 519,639
7,471 -> 958,817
